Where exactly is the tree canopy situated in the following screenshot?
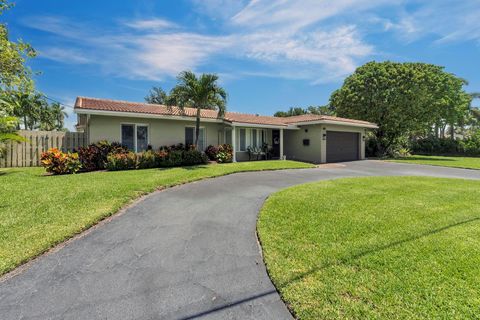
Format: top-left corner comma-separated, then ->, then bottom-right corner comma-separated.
274,105 -> 335,117
330,61 -> 472,156
0,1 -> 36,92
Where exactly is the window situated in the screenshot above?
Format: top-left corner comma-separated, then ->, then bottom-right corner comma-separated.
225,129 -> 232,145
121,124 -> 135,151
252,129 -> 257,148
185,127 -> 206,150
239,128 -> 246,151
136,125 -> 148,152
121,124 -> 149,152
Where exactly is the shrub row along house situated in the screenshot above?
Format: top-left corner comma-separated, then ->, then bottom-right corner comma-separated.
74,97 -> 377,163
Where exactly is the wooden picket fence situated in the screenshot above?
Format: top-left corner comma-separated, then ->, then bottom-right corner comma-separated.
0,130 -> 87,168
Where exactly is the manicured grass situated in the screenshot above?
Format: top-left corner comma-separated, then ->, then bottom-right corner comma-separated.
0,160 -> 313,276
258,177 -> 480,319
388,155 -> 480,170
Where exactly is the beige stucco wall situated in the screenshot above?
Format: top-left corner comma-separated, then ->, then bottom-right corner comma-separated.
284,123 -> 367,164
87,115 -> 225,150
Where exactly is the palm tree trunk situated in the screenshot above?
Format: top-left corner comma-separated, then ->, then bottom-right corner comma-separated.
194,107 -> 201,150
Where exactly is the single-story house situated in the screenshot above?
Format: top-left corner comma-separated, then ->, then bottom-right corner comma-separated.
74,97 -> 378,163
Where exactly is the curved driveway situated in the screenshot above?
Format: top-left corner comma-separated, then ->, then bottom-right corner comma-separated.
1,161 -> 480,320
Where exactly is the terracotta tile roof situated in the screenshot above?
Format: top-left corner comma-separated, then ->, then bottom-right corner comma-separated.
282,114 -> 375,126
75,97 -> 376,127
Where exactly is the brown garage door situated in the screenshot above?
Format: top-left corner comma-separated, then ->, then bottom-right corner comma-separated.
326,131 -> 359,163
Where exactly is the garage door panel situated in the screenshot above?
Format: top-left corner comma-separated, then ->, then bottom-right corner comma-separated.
326,131 -> 359,163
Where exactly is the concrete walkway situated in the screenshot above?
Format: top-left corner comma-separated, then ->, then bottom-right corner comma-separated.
1,161 -> 480,320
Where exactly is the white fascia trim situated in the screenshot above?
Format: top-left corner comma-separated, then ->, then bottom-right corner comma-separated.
75,108 -> 224,123
229,122 -> 289,129
294,120 -> 378,129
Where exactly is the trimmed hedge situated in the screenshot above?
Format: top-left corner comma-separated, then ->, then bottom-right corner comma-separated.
410,135 -> 480,156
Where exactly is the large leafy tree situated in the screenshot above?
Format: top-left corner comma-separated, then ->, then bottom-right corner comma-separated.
330,61 -> 471,155
0,0 -> 35,151
168,71 -> 227,150
0,1 -> 36,91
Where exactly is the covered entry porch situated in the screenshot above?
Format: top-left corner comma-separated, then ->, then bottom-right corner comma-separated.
218,124 -> 287,162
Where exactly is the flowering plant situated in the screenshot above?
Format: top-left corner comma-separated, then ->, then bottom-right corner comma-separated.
41,148 -> 82,174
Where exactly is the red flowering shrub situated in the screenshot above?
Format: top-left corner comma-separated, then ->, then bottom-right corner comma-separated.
78,141 -> 128,171
41,148 -> 82,174
205,145 -> 219,161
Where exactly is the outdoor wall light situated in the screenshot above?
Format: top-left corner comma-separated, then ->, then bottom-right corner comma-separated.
322,133 -> 327,140
362,135 -> 366,141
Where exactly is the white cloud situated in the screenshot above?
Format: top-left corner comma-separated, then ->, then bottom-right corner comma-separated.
232,0 -> 398,31
124,18 -> 178,31
24,0 -> 480,85
238,26 -> 373,82
376,1 -> 480,44
39,48 -> 91,64
25,17 -> 231,81
191,0 -> 248,19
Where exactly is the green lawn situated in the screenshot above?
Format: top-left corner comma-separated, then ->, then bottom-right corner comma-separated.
388,155 -> 480,170
0,160 -> 313,276
258,177 -> 480,320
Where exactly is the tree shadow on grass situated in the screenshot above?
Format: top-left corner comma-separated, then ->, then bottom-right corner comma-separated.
397,156 -> 456,162
276,216 -> 480,289
175,216 -> 480,319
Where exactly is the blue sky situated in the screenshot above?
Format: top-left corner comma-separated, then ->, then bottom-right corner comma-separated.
4,0 -> 480,130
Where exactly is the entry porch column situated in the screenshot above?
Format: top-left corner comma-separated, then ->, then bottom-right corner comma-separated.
231,126 -> 237,162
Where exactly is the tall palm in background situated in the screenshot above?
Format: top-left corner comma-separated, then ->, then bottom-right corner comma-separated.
168,71 -> 227,150
49,102 -> 68,130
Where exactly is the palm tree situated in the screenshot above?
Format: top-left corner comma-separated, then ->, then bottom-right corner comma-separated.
49,102 -> 68,130
168,71 -> 227,150
5,91 -> 44,130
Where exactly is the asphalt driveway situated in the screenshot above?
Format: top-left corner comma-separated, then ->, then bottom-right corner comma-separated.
1,160 -> 480,320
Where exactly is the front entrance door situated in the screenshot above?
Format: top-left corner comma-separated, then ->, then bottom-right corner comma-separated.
272,130 -> 280,159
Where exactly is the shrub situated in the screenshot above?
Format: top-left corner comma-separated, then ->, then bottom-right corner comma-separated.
41,148 -> 82,175
205,145 -> 219,161
182,149 -> 209,166
78,141 -> 128,171
162,150 -> 183,167
461,132 -> 480,156
410,137 -> 461,155
105,152 -> 137,171
203,144 -> 233,163
137,150 -> 159,169
216,144 -> 233,163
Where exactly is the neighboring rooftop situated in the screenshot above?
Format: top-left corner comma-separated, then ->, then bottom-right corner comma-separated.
75,97 -> 377,127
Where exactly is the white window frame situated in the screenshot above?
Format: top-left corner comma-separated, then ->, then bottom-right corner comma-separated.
238,128 -> 248,151
237,128 -> 267,152
120,123 -> 150,153
185,126 -> 207,150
